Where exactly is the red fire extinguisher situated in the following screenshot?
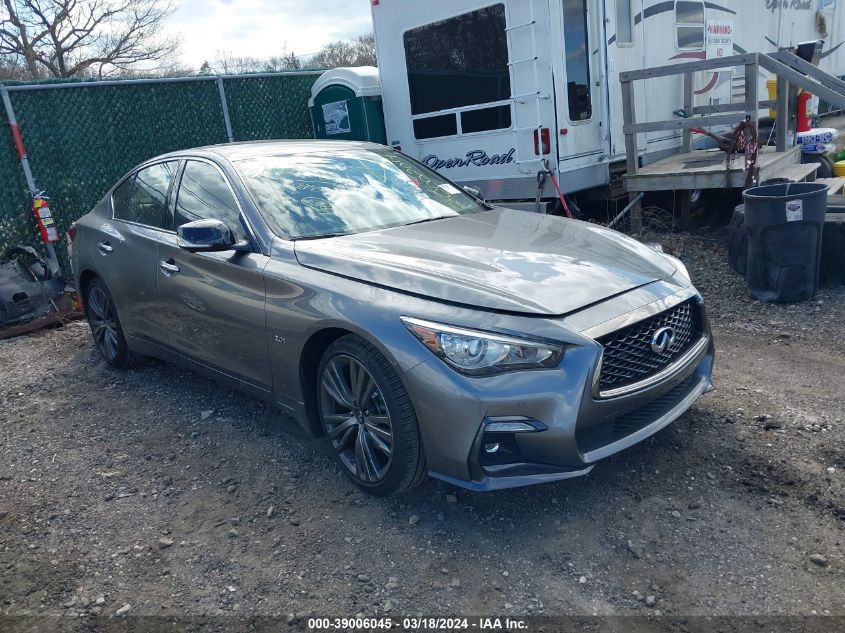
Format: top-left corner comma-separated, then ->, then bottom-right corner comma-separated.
796,91 -> 813,133
32,193 -> 60,243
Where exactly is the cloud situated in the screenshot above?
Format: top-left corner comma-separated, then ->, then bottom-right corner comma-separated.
167,0 -> 373,69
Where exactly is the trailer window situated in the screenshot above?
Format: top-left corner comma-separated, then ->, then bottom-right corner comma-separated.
403,4 -> 512,139
675,1 -> 705,50
413,115 -> 458,140
563,0 -> 592,121
615,0 -> 633,45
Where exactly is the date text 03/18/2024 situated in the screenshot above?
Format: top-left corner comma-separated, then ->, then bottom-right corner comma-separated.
307,617 -> 528,630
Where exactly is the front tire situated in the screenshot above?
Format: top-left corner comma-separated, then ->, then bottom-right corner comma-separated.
317,335 -> 426,496
84,277 -> 144,369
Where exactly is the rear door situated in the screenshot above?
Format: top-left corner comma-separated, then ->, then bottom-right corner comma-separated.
551,0 -> 606,172
101,160 -> 180,344
156,158 -> 272,393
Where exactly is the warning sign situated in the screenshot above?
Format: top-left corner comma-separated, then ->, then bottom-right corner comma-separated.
706,20 -> 733,61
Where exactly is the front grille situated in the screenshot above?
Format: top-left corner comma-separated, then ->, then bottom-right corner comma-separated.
596,299 -> 703,394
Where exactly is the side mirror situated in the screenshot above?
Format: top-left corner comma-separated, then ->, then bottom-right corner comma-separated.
463,185 -> 484,201
177,219 -> 245,252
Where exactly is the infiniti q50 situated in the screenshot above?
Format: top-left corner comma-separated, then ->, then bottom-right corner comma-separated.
70,141 -> 714,495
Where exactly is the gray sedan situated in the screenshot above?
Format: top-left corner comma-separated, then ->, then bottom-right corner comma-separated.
70,141 -> 714,495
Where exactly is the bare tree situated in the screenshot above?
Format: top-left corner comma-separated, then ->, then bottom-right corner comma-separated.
208,44 -> 303,76
266,50 -> 301,72
351,33 -> 376,67
0,0 -> 179,79
308,33 -> 377,69
309,41 -> 357,69
210,51 -> 261,75
0,54 -> 27,78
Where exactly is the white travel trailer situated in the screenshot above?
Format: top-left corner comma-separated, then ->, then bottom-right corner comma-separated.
370,0 -> 844,204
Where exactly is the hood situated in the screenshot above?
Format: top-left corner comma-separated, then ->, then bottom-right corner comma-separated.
294,208 -> 677,316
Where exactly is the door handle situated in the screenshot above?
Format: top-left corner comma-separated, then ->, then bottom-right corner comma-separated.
98,241 -> 113,255
159,259 -> 180,276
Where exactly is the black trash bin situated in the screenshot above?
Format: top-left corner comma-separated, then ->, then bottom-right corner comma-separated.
742,182 -> 828,302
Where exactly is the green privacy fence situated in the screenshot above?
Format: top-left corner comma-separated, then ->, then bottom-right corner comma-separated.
0,71 -> 321,273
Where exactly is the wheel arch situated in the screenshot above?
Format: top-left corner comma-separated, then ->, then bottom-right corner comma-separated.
297,323 -> 413,439
299,327 -> 355,438
77,268 -> 100,305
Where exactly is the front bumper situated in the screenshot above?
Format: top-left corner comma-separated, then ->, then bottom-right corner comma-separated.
401,291 -> 715,491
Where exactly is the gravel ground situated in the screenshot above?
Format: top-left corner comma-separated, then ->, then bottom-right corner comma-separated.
0,233 -> 843,628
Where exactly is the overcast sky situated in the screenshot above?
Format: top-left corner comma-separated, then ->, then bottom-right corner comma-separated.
167,0 -> 374,69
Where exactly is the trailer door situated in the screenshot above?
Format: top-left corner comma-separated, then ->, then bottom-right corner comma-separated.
551,0 -> 606,174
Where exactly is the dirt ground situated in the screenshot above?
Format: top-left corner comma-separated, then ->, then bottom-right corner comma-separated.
0,232 -> 843,629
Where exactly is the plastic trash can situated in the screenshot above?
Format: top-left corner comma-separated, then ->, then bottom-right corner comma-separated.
742,182 -> 828,302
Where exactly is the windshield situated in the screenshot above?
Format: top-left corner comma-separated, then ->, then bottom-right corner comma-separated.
234,149 -> 486,240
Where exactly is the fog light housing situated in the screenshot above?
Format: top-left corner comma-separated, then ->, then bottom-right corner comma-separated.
477,417 -> 547,468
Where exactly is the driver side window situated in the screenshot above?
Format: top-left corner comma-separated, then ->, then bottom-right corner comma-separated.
175,161 -> 245,240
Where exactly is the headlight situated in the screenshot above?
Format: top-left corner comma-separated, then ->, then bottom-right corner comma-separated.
663,253 -> 691,282
400,317 -> 563,376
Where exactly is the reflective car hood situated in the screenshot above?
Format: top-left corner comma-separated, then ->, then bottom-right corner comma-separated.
294,208 -> 677,316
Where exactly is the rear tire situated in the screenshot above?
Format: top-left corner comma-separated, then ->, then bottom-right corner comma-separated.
803,154 -> 834,179
84,277 -> 144,369
316,335 -> 426,496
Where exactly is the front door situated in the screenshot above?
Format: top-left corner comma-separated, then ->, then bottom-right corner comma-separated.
156,159 -> 272,393
551,0 -> 606,172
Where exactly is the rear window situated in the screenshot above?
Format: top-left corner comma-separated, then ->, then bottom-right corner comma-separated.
111,176 -> 134,219
235,149 -> 485,240
114,161 -> 179,229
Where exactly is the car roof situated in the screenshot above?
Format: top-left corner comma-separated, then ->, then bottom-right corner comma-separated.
154,140 -> 387,163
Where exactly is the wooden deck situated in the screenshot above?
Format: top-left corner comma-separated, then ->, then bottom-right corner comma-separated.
816,177 -> 845,196
817,177 -> 845,207
624,145 -> 804,192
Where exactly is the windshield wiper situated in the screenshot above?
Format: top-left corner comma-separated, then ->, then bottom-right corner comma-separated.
290,232 -> 351,241
402,216 -> 453,227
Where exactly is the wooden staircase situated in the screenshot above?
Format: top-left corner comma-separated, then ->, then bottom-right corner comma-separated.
619,50 -> 845,229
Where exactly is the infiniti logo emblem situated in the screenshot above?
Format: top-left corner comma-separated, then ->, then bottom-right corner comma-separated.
650,326 -> 676,354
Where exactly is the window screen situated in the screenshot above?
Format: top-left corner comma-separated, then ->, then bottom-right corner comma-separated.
119,161 -> 178,229
403,4 -> 511,137
615,0 -> 633,44
676,1 -> 705,50
564,0 -> 593,121
175,161 -> 244,239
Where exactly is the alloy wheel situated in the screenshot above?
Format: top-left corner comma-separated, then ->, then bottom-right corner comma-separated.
319,355 -> 394,484
87,286 -> 119,362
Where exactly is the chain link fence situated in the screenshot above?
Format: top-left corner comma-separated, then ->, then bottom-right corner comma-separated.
0,71 -> 321,273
